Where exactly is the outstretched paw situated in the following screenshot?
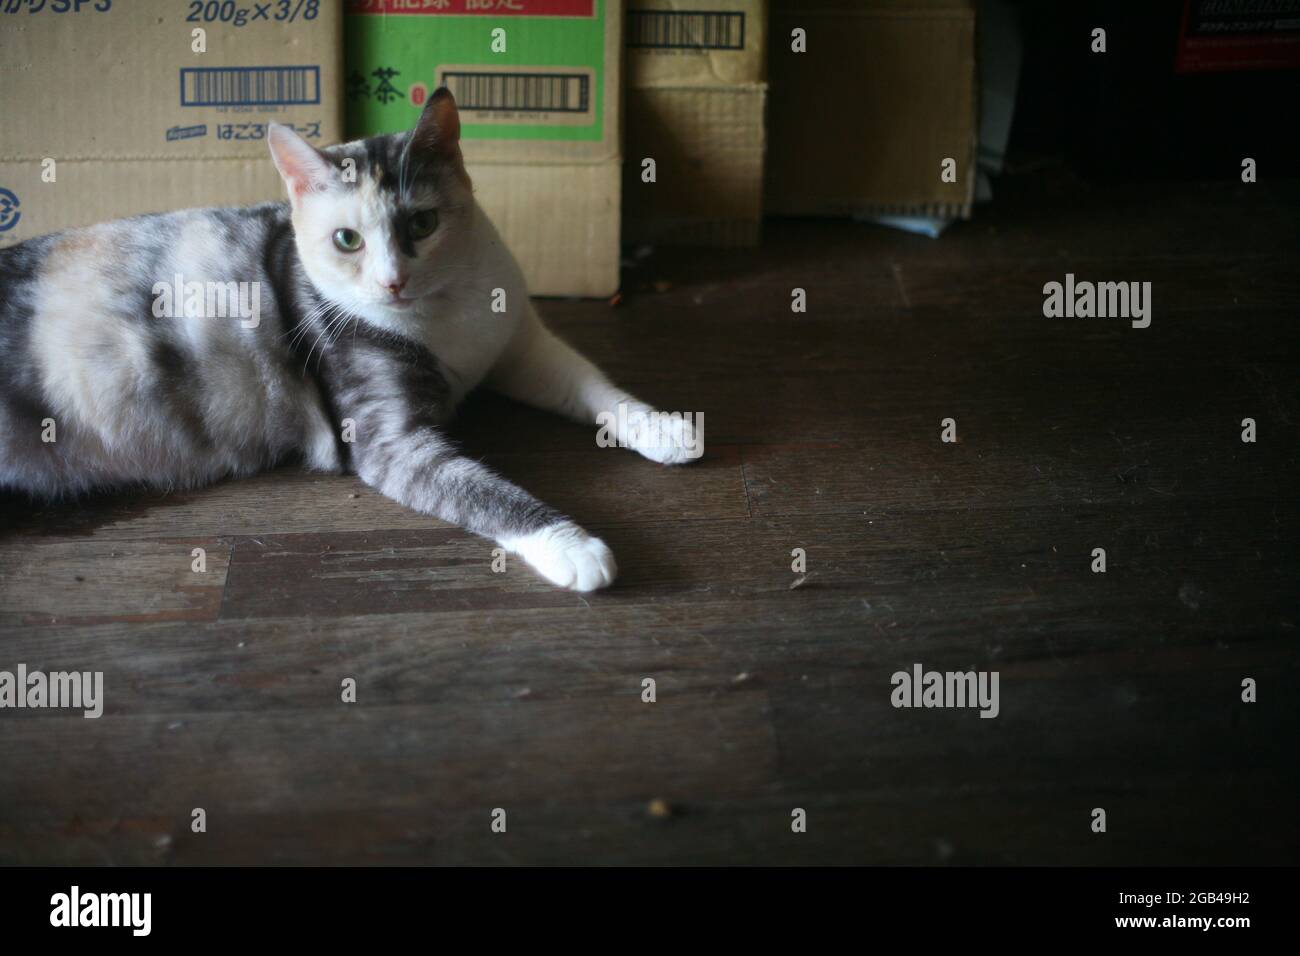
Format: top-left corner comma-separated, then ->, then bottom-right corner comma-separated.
625,409 -> 703,466
505,522 -> 617,592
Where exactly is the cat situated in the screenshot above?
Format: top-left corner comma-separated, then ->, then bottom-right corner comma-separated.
0,89 -> 699,591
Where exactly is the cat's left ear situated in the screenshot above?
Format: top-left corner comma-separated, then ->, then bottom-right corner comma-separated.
267,123 -> 336,199
410,87 -> 462,160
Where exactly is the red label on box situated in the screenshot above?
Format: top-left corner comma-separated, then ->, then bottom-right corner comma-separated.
348,0 -> 595,16
1175,0 -> 1300,72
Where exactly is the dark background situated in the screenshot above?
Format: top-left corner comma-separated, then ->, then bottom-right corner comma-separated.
1010,0 -> 1300,180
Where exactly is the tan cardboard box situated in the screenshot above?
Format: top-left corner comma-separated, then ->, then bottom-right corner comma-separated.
628,0 -> 766,87
0,2 -> 343,246
624,0 -> 768,247
345,0 -> 622,298
765,0 -> 978,219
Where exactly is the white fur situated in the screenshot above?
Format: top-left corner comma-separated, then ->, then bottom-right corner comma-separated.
486,310 -> 698,466
500,522 -> 617,592
21,215 -> 336,493
620,408 -> 700,465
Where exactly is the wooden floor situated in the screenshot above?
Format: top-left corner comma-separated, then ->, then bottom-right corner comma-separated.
1,168 -> 1296,865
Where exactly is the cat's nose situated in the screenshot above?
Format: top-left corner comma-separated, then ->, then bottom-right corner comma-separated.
382,277 -> 408,297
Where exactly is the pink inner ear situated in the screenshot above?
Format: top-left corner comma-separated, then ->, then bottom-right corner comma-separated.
287,170 -> 321,199
271,127 -> 331,197
288,154 -> 331,197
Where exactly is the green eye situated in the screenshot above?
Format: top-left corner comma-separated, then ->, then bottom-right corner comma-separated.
407,210 -> 439,241
332,228 -> 364,253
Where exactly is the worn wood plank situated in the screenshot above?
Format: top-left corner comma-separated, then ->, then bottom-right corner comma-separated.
741,389 -> 1297,515
895,254 -> 1298,314
1,499 -> 1291,715
0,537 -> 229,628
0,691 -> 778,865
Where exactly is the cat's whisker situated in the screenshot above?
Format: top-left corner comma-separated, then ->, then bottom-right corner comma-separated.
299,302 -> 346,372
326,307 -> 358,349
317,303 -> 358,356
282,298 -> 337,354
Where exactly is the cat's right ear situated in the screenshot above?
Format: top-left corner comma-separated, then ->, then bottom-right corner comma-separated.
267,123 -> 335,199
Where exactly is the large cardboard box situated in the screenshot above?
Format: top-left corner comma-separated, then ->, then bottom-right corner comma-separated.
345,0 -> 622,298
0,2 -> 343,246
624,0 -> 767,247
765,0 -> 978,219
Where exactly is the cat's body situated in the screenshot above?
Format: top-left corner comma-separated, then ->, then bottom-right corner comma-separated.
0,91 -> 697,590
1,202 -> 341,494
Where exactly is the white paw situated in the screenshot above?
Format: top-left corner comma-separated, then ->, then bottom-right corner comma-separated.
504,522 -> 617,592
625,409 -> 703,466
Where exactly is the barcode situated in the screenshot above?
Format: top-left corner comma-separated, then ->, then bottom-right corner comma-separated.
442,71 -> 589,113
628,10 -> 745,50
180,67 -> 321,107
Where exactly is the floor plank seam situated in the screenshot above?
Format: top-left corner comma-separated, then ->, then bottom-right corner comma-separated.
738,445 -> 754,520
890,260 -> 912,309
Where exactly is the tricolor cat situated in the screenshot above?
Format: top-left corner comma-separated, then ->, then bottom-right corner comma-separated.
0,90 -> 697,591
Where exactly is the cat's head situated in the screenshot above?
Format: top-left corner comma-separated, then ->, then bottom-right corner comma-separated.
267,88 -> 474,323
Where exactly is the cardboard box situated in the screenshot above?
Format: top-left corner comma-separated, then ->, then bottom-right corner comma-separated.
765,0 -> 978,219
628,0 -> 767,86
1175,0 -> 1300,73
345,0 -> 622,298
0,2 -> 343,247
624,0 -> 768,247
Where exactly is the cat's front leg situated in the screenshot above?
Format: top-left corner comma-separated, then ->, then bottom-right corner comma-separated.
355,426 -> 616,591
487,310 -> 702,465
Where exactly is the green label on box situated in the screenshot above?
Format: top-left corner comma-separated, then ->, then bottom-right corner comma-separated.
345,0 -> 607,143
